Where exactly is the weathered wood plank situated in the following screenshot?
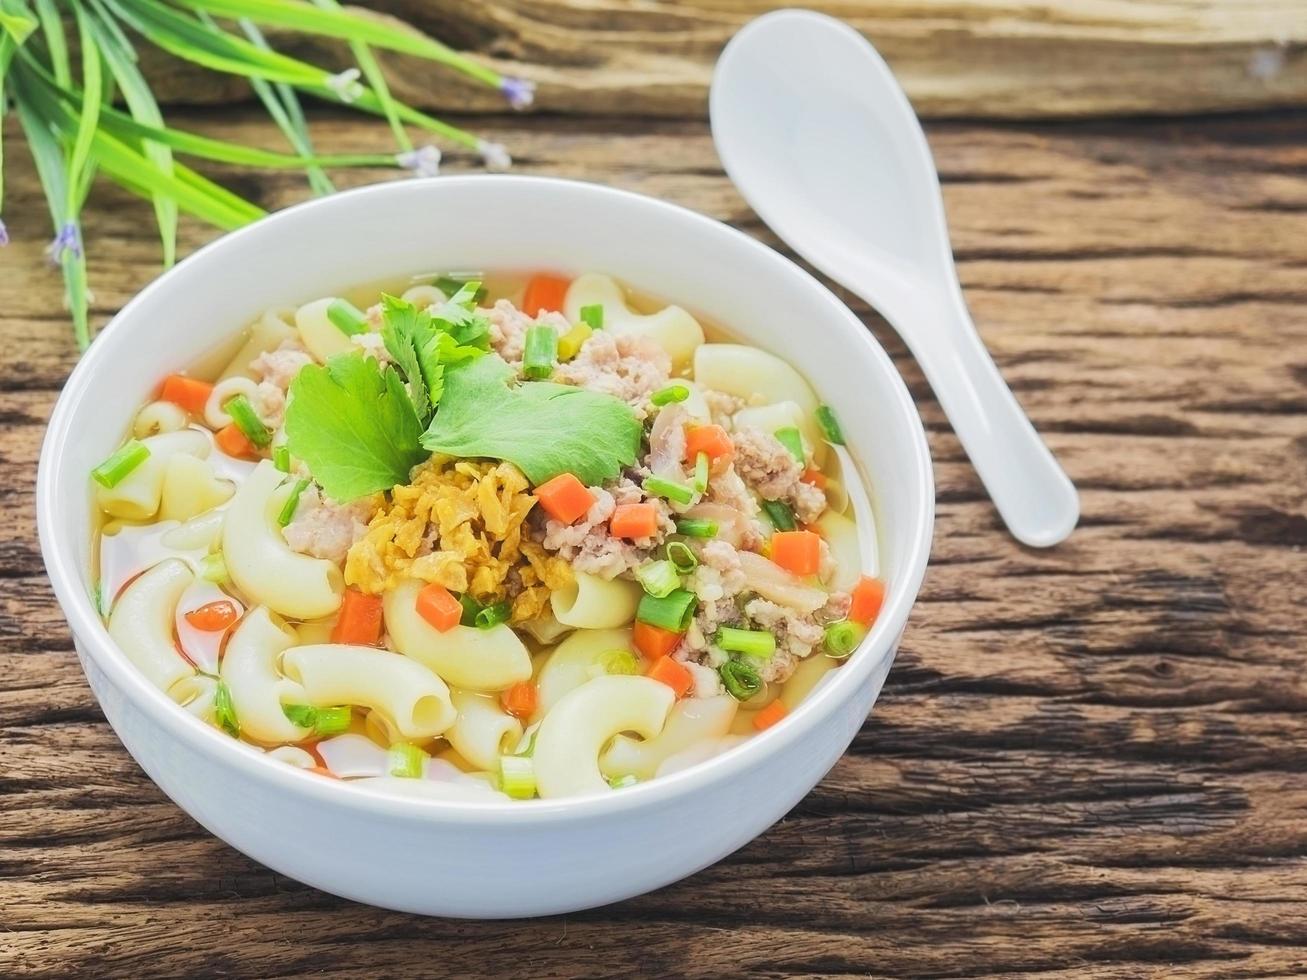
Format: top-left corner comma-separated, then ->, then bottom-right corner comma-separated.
129,1 -> 1307,120
1,108 -> 1306,979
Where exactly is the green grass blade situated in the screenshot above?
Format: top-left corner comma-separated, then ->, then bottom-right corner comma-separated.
13,81 -> 90,349
311,0 -> 408,152
233,15 -> 332,195
174,0 -> 500,87
32,0 -> 69,86
0,34 -> 16,232
0,8 -> 35,44
66,1 -> 104,215
84,2 -> 177,265
301,80 -> 481,150
84,0 -> 136,59
101,0 -> 324,87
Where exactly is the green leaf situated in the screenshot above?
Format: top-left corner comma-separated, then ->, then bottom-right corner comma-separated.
285,352 -> 427,501
232,15 -> 333,195
0,9 -> 35,44
379,293 -> 489,424
310,0 -> 409,152
174,0 -> 500,87
66,2 -> 104,216
84,1 -> 178,266
421,355 -> 642,486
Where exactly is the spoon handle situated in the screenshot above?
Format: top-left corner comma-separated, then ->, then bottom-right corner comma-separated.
884,288 -> 1079,547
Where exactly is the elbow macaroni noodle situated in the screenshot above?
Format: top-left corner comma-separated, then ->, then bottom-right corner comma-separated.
90,270 -> 879,801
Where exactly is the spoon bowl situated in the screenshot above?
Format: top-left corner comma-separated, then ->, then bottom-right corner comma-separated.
711,9 -> 1078,548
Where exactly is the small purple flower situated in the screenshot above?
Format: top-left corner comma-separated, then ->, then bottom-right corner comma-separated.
46,221 -> 81,265
477,140 -> 512,173
396,144 -> 442,179
499,76 -> 535,111
0,218 -> 8,247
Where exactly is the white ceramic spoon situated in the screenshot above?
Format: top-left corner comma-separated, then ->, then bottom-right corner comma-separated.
710,9 -> 1078,547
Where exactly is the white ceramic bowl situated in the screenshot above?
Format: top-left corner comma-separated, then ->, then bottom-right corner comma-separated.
38,176 -> 933,918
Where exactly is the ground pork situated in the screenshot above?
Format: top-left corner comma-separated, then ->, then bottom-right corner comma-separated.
686,539 -> 748,602
250,339 -> 312,390
731,425 -> 828,524
682,596 -> 745,658
554,331 -> 671,418
742,598 -> 826,681
283,485 -> 375,565
704,389 -> 745,426
486,299 -> 568,369
254,382 -> 287,430
538,477 -> 674,579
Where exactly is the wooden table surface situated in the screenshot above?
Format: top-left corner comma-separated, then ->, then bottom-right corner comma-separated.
3,101 -> 1307,978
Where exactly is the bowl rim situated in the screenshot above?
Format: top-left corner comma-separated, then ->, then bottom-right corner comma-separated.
37,174 -> 934,825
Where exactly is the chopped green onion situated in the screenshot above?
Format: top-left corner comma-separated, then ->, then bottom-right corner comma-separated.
580,304 -> 604,330
715,626 -> 776,658
675,518 -> 719,538
816,405 -> 845,445
515,725 -> 540,758
313,706 -> 353,736
761,499 -> 797,532
607,774 -> 639,789
522,325 -> 558,380
774,426 -> 806,464
650,384 -> 689,406
277,479 -> 311,527
225,394 -> 272,448
598,649 -> 640,676
499,754 -> 537,799
474,601 -> 511,630
666,541 -> 698,574
636,560 -> 682,598
643,475 -> 695,506
434,275 -> 487,304
719,659 -> 763,701
824,620 -> 864,660
92,582 -> 105,617
326,297 -> 368,336
213,681 -> 240,738
199,553 -> 229,585
272,445 -> 291,472
282,703 -> 318,729
458,593 -> 482,627
388,742 -> 427,779
636,589 -> 698,632
446,279 -> 485,308
692,451 -> 710,493
91,440 -> 150,489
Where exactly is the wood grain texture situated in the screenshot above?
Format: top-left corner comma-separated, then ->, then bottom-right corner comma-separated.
132,0 -> 1307,119
2,108 -> 1307,978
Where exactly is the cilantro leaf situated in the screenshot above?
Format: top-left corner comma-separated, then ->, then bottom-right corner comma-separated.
380,293 -> 489,422
285,352 -> 427,501
380,295 -> 433,424
421,355 -> 642,486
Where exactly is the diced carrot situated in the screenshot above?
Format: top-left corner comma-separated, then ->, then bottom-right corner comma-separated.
684,424 -> 734,463
184,600 -> 240,632
522,274 -> 571,316
633,621 -> 683,660
770,530 -> 822,576
215,423 -> 258,459
646,655 -> 692,698
610,502 -> 658,539
848,576 -> 886,627
800,467 -> 828,489
415,582 -> 462,633
535,472 -> 593,524
331,588 -> 384,645
159,373 -> 214,415
753,699 -> 789,731
501,681 -> 538,719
